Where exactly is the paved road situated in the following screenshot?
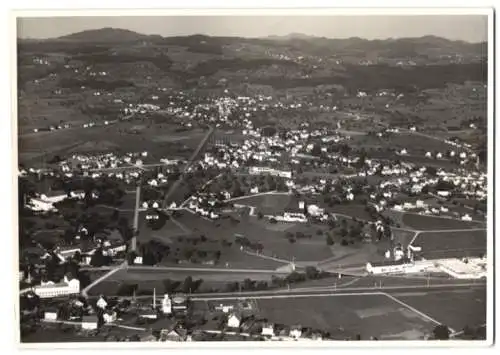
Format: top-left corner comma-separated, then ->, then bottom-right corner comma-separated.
162,126 -> 215,209
124,265 -> 292,274
81,261 -> 127,298
91,281 -> 484,301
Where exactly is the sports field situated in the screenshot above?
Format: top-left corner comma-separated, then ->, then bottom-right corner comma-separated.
412,229 -> 486,259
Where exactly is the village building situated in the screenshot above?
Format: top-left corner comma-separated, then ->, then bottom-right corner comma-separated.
81,315 -> 98,330
227,313 -> 242,328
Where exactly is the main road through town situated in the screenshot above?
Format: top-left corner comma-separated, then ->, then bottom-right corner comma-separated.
161,126 -> 215,209
85,278 -> 485,300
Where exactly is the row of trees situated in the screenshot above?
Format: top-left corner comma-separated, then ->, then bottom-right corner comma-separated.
116,276 -> 204,296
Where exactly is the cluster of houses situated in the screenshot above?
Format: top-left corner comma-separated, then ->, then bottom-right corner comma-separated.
267,200 -> 329,224
32,57 -> 50,65
31,122 -> 71,133
26,190 -> 90,213
186,193 -> 224,220
63,152 -> 149,173
362,165 -> 486,219
435,170 -> 487,200
221,310 -> 326,341
20,227 -> 127,297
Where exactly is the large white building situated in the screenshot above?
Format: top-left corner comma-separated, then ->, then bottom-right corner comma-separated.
31,275 -> 80,298
366,259 -> 409,274
27,191 -> 86,212
249,166 -> 292,179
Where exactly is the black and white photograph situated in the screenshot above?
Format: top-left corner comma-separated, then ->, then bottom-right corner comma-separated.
12,7 -> 493,347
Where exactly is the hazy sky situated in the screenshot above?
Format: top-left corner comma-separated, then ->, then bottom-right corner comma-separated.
17,15 -> 488,42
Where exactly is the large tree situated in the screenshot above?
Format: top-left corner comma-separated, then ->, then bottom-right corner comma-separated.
432,325 -> 451,340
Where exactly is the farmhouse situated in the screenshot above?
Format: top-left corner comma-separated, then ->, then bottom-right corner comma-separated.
249,166 -> 292,179
261,323 -> 276,337
281,210 -> 308,223
290,325 -> 303,339
103,311 -> 117,323
437,190 -> 451,197
43,307 -> 58,321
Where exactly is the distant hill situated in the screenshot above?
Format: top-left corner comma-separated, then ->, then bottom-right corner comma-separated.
264,34 -> 486,56
57,27 -> 151,43
24,28 -> 485,56
266,33 -> 318,41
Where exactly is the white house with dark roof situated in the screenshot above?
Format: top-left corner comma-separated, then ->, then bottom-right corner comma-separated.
261,323 -> 275,337
227,313 -> 242,328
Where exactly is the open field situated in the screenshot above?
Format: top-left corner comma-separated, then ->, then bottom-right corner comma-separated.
250,293 -> 437,340
241,219 -> 334,262
392,229 -> 418,248
22,327 -> 108,343
350,132 -> 457,154
216,250 -> 287,270
18,121 -> 206,165
413,230 -> 486,259
328,203 -> 375,221
172,212 -> 334,263
87,267 -> 285,296
402,213 -> 485,230
394,287 -> 486,331
136,218 -> 189,244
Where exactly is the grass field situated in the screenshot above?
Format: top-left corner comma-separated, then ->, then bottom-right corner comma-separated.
392,229 -> 418,248
18,120 -> 204,164
88,268 -> 282,296
173,212 -> 334,263
351,132 -> 453,154
241,219 -> 334,262
394,287 -> 486,331
137,218 -> 190,244
216,249 -> 287,269
233,193 -> 292,215
249,293 -> 437,340
412,230 -> 486,259
21,327 -> 107,343
402,213 -> 484,230
328,203 -> 375,221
